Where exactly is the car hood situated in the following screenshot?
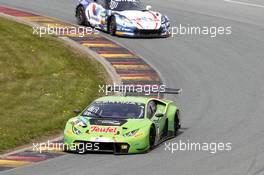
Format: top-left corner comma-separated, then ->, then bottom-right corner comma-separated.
116,10 -> 162,30
68,117 -> 150,142
88,118 -> 147,128
78,117 -> 148,136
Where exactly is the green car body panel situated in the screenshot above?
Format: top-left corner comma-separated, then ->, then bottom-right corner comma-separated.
63,96 -> 180,154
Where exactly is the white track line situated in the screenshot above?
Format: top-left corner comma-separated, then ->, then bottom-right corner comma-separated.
224,0 -> 264,8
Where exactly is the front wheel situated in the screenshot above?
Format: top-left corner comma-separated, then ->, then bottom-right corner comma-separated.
162,120 -> 168,138
76,6 -> 88,26
149,126 -> 156,150
174,110 -> 181,136
109,16 -> 117,36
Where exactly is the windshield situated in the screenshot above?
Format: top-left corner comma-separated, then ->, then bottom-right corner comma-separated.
82,101 -> 145,119
108,0 -> 145,11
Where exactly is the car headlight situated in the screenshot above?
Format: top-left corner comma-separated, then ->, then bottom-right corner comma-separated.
71,119 -> 87,128
123,129 -> 139,137
72,126 -> 82,135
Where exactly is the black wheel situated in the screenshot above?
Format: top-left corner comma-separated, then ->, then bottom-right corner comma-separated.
109,16 -> 116,36
149,126 -> 156,150
162,119 -> 168,138
174,110 -> 181,136
63,144 -> 69,153
76,6 -> 88,26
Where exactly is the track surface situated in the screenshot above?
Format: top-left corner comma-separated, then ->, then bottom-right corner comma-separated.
1,0 -> 264,174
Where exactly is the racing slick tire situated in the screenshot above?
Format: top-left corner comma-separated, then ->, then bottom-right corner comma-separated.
109,16 -> 117,36
149,125 -> 156,150
76,6 -> 89,26
162,119 -> 169,138
174,110 -> 181,136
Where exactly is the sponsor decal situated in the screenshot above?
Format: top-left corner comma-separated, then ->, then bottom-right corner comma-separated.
131,16 -> 159,22
92,4 -> 99,15
91,137 -> 112,142
109,0 -> 119,9
119,27 -> 134,32
90,126 -> 117,134
109,0 -> 140,10
91,16 -> 100,22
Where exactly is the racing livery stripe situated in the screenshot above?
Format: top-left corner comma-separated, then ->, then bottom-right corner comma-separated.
115,31 -> 125,35
136,22 -> 144,29
0,5 -> 163,172
148,11 -> 159,30
148,11 -> 158,20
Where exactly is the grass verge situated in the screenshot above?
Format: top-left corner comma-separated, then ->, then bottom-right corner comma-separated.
0,17 -> 107,153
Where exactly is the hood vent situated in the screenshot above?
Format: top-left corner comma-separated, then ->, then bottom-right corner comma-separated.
89,119 -> 127,126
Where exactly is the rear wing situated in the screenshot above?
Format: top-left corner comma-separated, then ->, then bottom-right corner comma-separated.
106,85 -> 182,97
161,88 -> 182,94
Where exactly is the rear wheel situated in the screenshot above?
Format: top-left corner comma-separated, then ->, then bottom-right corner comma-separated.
174,110 -> 181,136
149,126 -> 156,150
109,16 -> 117,36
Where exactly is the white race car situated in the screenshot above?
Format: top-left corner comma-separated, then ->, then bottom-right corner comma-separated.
75,0 -> 171,37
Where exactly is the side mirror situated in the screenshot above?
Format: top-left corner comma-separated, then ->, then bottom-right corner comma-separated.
146,5 -> 152,11
73,109 -> 81,115
155,113 -> 164,118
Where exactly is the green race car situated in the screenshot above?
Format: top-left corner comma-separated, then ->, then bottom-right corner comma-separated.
64,89 -> 181,154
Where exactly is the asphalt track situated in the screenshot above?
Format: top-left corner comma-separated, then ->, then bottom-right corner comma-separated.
0,0 -> 264,175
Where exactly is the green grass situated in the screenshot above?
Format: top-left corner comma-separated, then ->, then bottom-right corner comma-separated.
0,17 -> 107,153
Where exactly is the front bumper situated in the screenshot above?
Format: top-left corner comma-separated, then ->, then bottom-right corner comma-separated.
115,26 -> 170,38
64,132 -> 149,154
68,141 -> 131,154
115,30 -> 170,38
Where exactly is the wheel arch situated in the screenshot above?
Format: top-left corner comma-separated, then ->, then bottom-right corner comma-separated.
166,103 -> 178,132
